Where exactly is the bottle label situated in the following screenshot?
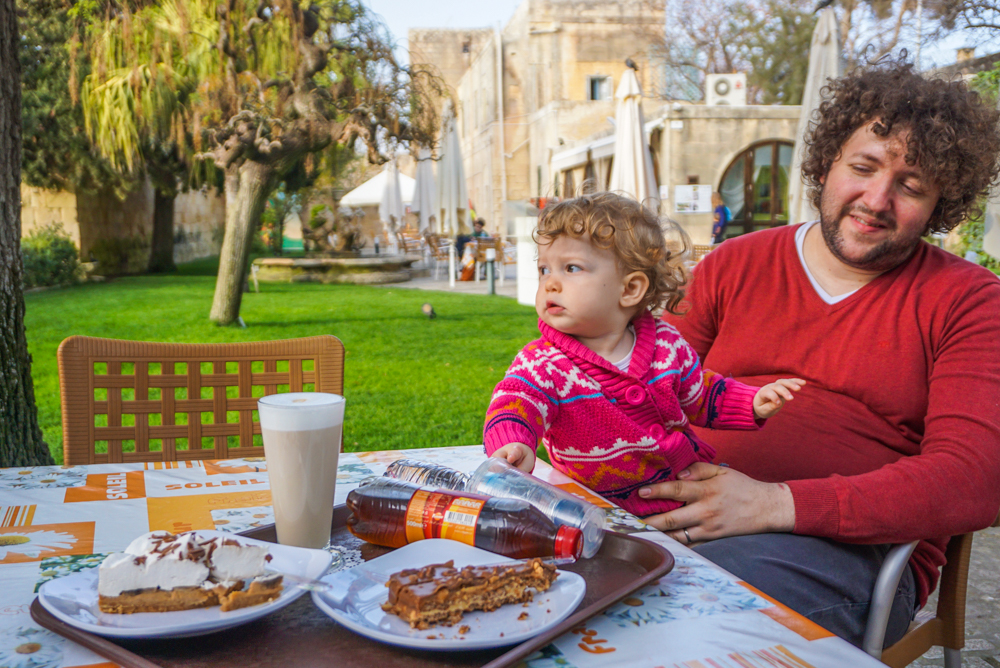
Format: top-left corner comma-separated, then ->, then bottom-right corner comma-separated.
404,490 -> 486,546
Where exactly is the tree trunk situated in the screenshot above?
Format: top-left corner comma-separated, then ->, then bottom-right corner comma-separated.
209,160 -> 275,325
148,188 -> 176,273
0,0 -> 53,467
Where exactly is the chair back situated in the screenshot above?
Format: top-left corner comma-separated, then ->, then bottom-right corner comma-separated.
58,336 -> 344,465
691,244 -> 715,262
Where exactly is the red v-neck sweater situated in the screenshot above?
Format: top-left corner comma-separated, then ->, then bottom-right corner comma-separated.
664,224 -> 1000,606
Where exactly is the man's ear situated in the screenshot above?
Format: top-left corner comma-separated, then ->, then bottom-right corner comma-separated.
621,271 -> 649,308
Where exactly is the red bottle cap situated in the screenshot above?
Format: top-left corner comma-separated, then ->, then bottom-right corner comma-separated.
554,525 -> 583,560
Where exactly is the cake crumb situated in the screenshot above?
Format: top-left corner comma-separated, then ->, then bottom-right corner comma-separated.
517,612 -> 529,621
458,625 -> 470,634
426,635 -> 436,639
500,632 -> 504,637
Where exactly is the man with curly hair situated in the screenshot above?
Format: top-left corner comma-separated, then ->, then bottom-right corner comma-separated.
643,59 -> 1000,648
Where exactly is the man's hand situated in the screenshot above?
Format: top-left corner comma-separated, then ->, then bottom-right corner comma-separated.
491,443 -> 536,472
638,463 -> 795,544
753,378 -> 805,419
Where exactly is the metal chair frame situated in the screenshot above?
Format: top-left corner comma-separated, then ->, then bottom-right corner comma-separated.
863,514 -> 999,667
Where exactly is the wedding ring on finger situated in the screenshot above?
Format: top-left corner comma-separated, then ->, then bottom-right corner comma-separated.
683,528 -> 692,544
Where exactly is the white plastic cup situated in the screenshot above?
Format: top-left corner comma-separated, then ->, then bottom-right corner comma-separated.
467,458 -> 606,558
258,393 -> 345,549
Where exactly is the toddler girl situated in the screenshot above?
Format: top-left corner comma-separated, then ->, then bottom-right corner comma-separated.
482,193 -> 803,517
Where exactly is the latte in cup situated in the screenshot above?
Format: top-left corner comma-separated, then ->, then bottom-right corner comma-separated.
258,393 -> 345,549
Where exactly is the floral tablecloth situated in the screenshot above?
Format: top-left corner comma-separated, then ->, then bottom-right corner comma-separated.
0,446 -> 885,668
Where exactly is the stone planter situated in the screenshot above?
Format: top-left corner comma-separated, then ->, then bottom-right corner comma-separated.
252,255 -> 421,285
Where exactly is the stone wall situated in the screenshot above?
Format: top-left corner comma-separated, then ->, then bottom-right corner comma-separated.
173,188 -> 225,264
657,105 -> 800,243
20,186 -> 80,246
20,182 -> 224,267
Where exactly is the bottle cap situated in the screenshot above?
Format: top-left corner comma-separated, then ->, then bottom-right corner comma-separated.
554,525 -> 583,560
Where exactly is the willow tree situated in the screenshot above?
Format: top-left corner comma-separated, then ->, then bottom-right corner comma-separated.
83,0 -> 439,324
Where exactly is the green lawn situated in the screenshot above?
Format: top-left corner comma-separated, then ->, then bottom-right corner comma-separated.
24,259 -> 538,464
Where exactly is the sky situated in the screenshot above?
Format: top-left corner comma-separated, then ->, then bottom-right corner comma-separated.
363,0 -> 998,71
365,0 -> 522,61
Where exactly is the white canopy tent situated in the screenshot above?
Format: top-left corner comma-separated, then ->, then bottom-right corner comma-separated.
340,169 -> 415,208
788,7 -> 842,225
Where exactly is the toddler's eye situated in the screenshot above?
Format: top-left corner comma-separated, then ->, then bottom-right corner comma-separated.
538,265 -> 550,275
566,264 -> 581,273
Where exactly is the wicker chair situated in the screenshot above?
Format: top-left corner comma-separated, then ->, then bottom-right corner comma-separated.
691,244 -> 716,262
57,335 -> 344,465
864,513 -> 1000,667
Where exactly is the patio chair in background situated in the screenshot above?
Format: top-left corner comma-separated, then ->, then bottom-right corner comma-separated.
864,512 -> 1000,668
691,244 -> 716,263
426,234 -> 455,281
57,335 -> 344,465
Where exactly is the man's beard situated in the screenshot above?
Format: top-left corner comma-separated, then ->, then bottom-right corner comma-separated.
818,197 -> 926,274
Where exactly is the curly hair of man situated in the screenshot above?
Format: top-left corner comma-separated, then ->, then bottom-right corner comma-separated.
802,57 -> 1000,234
533,192 -> 690,315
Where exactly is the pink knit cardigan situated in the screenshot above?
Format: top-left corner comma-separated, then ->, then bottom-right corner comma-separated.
483,311 -> 762,516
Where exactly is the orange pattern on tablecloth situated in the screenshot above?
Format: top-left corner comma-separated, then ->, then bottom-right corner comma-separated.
553,482 -> 613,508
147,490 -> 272,534
738,582 -> 834,641
0,522 -> 95,564
671,645 -> 817,668
144,461 -> 205,470
203,458 -> 267,475
64,471 -> 146,503
1,505 -> 35,527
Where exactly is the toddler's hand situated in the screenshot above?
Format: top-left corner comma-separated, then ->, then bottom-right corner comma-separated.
492,443 -> 536,472
753,379 -> 806,420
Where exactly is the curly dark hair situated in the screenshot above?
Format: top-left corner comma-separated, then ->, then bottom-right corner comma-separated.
534,192 -> 690,316
802,56 -> 1000,234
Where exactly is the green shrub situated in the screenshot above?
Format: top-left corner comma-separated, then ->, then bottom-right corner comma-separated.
90,236 -> 150,276
21,224 -> 80,288
954,215 -> 1000,275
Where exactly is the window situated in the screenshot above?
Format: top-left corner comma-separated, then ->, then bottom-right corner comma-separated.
718,140 -> 793,238
588,76 -> 611,101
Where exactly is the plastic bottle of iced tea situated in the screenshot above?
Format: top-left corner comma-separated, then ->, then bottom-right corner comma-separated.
383,458 -> 469,491
345,477 -> 583,560
467,457 -> 606,558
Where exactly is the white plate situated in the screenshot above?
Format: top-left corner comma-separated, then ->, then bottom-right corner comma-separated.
37,531 -> 333,638
311,539 -> 586,651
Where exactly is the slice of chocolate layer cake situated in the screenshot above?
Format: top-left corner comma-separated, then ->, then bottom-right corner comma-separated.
381,558 -> 558,629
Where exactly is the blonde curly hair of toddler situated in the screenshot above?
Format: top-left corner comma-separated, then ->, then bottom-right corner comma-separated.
533,192 -> 690,316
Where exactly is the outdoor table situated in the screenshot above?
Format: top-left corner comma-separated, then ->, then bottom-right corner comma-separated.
0,446 -> 888,668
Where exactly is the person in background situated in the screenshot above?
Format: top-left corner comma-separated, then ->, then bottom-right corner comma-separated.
472,218 -> 489,238
711,192 -> 729,244
645,58 -> 1000,648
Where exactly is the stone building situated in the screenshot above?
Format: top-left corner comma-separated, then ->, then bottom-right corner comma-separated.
409,0 -> 805,245
410,0 -> 665,237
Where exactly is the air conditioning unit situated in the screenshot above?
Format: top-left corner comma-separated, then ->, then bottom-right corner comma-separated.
705,73 -> 747,106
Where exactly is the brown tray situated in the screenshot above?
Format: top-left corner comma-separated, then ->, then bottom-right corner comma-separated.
31,504 -> 673,668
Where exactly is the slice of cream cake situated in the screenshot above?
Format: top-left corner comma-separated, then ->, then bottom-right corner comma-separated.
97,531 -> 283,614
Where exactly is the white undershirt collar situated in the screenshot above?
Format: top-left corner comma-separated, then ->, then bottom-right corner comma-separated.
613,325 -> 636,372
795,222 -> 860,305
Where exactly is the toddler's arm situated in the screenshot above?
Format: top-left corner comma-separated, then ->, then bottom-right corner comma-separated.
752,378 -> 805,419
483,344 -> 559,471
491,443 -> 536,472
